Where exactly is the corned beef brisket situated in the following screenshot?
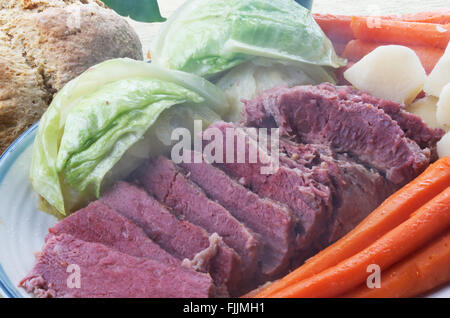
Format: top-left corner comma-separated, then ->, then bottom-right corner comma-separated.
20,234 -> 218,298
201,121 -> 334,254
47,201 -> 180,266
100,181 -> 241,294
278,139 -> 397,244
242,83 -> 436,185
179,149 -> 297,280
21,83 -> 442,298
135,156 -> 263,285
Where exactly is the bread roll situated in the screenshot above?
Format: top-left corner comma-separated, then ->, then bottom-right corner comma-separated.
0,0 -> 143,153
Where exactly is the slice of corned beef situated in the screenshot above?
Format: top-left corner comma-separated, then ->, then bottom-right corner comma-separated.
47,201 -> 179,266
178,149 -> 296,280
279,139 -> 398,244
135,156 -> 262,283
319,83 -> 445,155
242,84 -> 431,185
100,181 -> 240,294
20,234 -> 218,298
202,121 -> 333,255
242,129 -> 397,249
245,130 -> 398,253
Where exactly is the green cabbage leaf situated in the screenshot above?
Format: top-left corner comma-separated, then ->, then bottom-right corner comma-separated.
30,58 -> 228,216
152,0 -> 346,78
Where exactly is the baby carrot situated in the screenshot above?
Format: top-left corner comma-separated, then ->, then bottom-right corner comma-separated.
314,12 -> 450,44
351,17 -> 450,49
343,230 -> 450,298
271,187 -> 450,298
313,13 -> 354,43
247,157 -> 450,298
392,10 -> 450,24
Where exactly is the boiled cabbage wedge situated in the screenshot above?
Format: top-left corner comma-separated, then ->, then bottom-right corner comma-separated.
152,0 -> 345,78
152,0 -> 345,121
30,58 -> 228,216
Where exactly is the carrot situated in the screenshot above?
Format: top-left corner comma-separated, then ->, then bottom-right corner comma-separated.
247,157 -> 450,298
314,11 -> 450,43
351,17 -> 450,49
270,187 -> 450,298
313,13 -> 354,43
391,10 -> 450,24
343,230 -> 450,298
342,40 -> 445,74
342,39 -> 375,61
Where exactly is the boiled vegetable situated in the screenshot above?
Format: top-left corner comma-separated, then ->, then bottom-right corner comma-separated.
215,59 -> 333,122
388,10 -> 450,24
30,58 -> 229,216
343,40 -> 444,74
437,132 -> 450,158
424,42 -> 450,97
343,230 -> 450,298
248,157 -> 450,297
312,13 -> 354,43
269,186 -> 450,298
344,45 -> 427,105
437,83 -> 450,129
351,17 -> 450,49
150,0 -> 345,122
406,96 -> 442,130
151,0 -> 346,79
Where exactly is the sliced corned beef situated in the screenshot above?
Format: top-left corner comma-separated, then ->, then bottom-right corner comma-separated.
178,149 -> 296,280
279,139 -> 398,244
135,156 -> 262,282
319,83 -> 445,155
100,181 -> 241,294
242,84 -> 431,185
20,234 -> 218,298
47,201 -> 179,266
240,129 -> 397,250
202,121 -> 333,254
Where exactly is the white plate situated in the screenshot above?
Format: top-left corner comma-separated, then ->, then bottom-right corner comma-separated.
0,123 -> 57,298
0,124 -> 448,298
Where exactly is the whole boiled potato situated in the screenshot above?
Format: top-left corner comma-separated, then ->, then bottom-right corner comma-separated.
436,83 -> 450,129
424,43 -> 450,98
406,96 -> 442,130
437,131 -> 450,158
344,45 -> 427,105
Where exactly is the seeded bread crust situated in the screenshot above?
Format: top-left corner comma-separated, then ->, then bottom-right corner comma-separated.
0,0 -> 143,153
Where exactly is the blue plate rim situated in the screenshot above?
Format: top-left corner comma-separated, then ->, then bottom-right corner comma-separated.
0,122 -> 39,298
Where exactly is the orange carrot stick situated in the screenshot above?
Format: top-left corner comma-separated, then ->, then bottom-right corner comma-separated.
342,40 -> 444,74
314,11 -> 450,43
270,187 -> 450,298
343,230 -> 450,298
247,157 -> 450,298
351,17 -> 450,49
392,10 -> 450,24
341,40 -> 375,61
313,13 -> 354,43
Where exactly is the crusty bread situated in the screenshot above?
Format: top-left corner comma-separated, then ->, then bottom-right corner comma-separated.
0,0 -> 143,153
0,30 -> 49,150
